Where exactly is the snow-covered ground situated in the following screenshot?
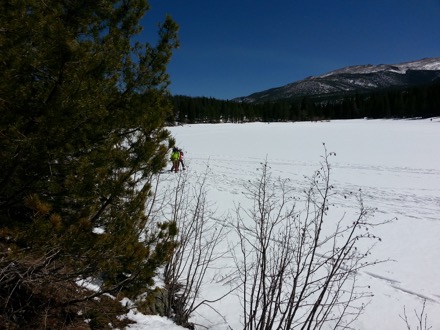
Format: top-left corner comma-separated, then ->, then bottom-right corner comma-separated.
131,118 -> 440,330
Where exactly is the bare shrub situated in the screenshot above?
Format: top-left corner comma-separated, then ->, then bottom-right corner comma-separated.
148,168 -> 230,328
0,247 -> 132,329
231,146 -> 390,330
400,300 -> 432,330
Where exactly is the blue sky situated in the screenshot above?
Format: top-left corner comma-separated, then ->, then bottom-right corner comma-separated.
141,0 -> 440,100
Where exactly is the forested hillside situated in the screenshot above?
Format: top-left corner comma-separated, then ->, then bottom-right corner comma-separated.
169,82 -> 440,124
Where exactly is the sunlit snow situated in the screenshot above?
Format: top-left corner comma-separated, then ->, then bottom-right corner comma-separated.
131,118 -> 440,330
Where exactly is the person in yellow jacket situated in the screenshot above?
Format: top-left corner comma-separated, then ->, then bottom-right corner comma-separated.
170,147 -> 180,172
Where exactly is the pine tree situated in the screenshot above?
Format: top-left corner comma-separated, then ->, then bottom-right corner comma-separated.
1,0 -> 179,326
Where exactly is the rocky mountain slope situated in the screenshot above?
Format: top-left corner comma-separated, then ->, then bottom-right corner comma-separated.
235,58 -> 440,103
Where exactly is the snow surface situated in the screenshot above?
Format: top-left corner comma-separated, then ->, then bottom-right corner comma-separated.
131,118 -> 440,330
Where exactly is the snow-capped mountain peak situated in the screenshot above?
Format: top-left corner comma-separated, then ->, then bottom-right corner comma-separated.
318,58 -> 440,78
235,57 -> 440,103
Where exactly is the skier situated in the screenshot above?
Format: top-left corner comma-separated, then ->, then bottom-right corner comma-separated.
178,148 -> 186,170
170,147 -> 180,172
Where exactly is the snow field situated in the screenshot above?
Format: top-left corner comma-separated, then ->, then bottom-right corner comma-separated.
158,119 -> 440,330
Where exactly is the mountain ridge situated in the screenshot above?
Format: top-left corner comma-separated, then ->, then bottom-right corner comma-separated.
235,58 -> 440,103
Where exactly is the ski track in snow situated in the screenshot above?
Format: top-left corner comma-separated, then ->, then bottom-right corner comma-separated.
193,156 -> 440,223
364,271 -> 439,303
166,120 -> 440,329
181,154 -> 440,306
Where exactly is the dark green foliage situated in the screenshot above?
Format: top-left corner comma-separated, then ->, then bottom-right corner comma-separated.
1,0 -> 179,327
169,82 -> 440,124
321,83 -> 440,119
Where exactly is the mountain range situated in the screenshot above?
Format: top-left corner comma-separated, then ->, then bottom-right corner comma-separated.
234,57 -> 440,103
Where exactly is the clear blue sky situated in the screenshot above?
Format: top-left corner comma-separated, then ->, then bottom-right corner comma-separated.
141,0 -> 440,100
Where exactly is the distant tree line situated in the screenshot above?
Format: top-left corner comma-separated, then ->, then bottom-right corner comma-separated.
168,82 -> 440,124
